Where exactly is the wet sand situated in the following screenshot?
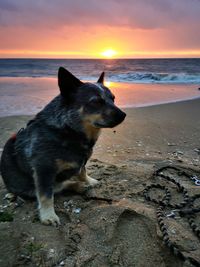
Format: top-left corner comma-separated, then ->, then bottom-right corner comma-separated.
0,76 -> 200,116
0,98 -> 200,266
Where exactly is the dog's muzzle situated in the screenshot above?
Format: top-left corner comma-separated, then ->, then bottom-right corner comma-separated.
110,109 -> 126,127
94,108 -> 126,128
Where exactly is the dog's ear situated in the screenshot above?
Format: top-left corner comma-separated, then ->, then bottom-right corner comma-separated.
58,67 -> 83,97
97,72 -> 105,84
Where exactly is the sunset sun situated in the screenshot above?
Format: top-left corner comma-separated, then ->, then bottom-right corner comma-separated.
101,49 -> 117,58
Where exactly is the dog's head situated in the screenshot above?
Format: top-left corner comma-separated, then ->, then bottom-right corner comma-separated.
58,67 -> 126,131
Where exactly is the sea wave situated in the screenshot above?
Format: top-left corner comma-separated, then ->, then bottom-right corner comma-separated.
104,72 -> 200,84
1,71 -> 200,84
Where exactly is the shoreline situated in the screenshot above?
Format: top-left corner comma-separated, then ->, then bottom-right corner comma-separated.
0,95 -> 200,119
121,94 -> 200,109
0,77 -> 200,117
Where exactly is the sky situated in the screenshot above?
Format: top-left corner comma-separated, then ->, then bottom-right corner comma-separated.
0,0 -> 200,58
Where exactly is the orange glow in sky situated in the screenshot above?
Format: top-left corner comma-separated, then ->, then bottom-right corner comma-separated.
0,1 -> 199,59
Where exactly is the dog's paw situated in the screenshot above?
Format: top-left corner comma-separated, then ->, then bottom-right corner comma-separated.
86,176 -> 99,186
40,208 -> 60,226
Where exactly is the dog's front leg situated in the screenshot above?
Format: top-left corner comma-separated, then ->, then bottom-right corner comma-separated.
79,167 -> 99,186
55,167 -> 99,193
33,168 -> 60,226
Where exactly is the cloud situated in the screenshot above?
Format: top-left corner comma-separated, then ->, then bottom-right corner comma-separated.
0,0 -> 199,29
0,0 -> 18,11
0,0 -> 200,56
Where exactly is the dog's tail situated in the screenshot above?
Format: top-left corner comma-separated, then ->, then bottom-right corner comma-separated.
0,137 -> 35,199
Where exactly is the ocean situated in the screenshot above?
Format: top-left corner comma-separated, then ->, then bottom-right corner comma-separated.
0,58 -> 200,117
0,58 -> 200,84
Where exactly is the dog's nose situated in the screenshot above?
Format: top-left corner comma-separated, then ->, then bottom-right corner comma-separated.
107,107 -> 126,127
111,109 -> 126,126
117,110 -> 126,124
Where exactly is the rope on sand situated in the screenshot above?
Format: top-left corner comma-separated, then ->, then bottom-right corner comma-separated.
143,166 -> 200,267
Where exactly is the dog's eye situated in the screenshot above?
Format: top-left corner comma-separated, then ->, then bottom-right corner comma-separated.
89,97 -> 105,106
111,95 -> 115,101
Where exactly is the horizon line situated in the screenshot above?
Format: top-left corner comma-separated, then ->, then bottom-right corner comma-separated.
0,57 -> 200,60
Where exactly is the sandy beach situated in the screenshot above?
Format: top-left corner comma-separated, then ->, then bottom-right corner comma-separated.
0,97 -> 200,266
1,0 -> 200,264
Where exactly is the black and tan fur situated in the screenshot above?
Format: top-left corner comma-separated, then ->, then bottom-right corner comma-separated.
0,67 -> 126,226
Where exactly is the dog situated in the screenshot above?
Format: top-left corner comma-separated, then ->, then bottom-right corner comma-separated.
0,67 -> 126,226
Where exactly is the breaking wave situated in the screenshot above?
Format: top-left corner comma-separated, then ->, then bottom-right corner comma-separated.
105,72 -> 200,84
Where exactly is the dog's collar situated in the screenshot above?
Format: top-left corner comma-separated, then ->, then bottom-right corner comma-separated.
10,127 -> 25,141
